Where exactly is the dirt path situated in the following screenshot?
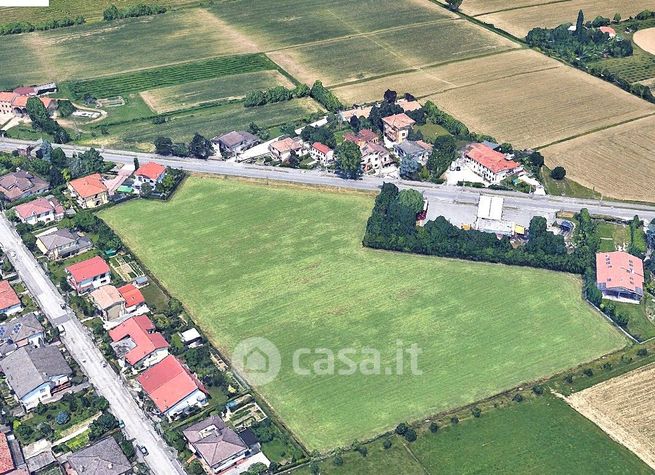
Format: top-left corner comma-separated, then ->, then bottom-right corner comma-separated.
634,28 -> 655,56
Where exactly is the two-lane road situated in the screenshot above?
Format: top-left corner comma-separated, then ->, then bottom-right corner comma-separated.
0,215 -> 185,475
1,137 -> 653,222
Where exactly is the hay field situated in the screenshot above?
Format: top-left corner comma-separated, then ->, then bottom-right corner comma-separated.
141,71 -> 294,113
477,1 -> 655,38
541,115 -> 655,202
634,28 -> 655,56
0,9 -> 256,86
209,0 -> 455,50
424,65 -> 655,149
269,20 -> 517,86
441,0 -> 555,16
331,49 -> 557,105
0,0 -> 199,23
567,363 -> 655,470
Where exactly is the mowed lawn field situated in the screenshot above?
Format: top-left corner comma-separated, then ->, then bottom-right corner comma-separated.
100,178 -> 626,451
293,396 -> 651,474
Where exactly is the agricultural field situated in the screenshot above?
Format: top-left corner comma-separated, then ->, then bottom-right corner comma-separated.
330,49 -> 557,105
268,20 -> 518,87
293,397 -> 650,474
424,65 -> 655,149
473,0 -> 655,38
209,0 -> 456,50
141,71 -> 294,113
65,54 -> 278,99
0,9 -> 258,87
542,115 -> 655,202
0,0 -> 199,24
86,98 -> 324,150
101,177 -> 626,451
567,363 -> 655,470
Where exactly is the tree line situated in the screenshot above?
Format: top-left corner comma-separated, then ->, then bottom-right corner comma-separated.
26,97 -> 70,144
244,84 -> 310,107
0,16 -> 84,36
102,3 -> 167,21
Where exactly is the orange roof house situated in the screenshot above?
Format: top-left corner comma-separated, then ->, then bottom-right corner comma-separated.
117,284 -> 145,310
65,256 -> 111,293
109,315 -> 169,368
464,143 -> 521,184
0,281 -> 22,316
135,162 -> 166,182
381,113 -> 415,143
67,173 -> 109,209
599,26 -> 616,38
14,196 -> 64,224
0,432 -> 15,474
137,355 -> 207,417
596,251 -> 644,302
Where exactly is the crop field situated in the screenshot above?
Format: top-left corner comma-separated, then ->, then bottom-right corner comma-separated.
541,115 -> 655,202
0,0 -> 199,24
567,363 -> 655,470
268,20 -> 518,87
474,0 -> 655,38
65,54 -> 277,99
101,178 -> 625,451
589,27 -> 655,85
425,65 -> 655,149
209,0 -> 456,50
330,49 -> 557,105
90,98 -> 324,150
0,9 -> 257,86
0,35 -> 52,89
141,71 -> 294,113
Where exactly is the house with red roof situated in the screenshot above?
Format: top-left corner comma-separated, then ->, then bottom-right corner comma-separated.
134,162 -> 167,193
0,281 -> 22,317
599,26 -> 616,38
0,432 -> 16,474
65,256 -> 111,294
109,315 -> 169,371
268,137 -> 305,162
13,196 -> 64,225
343,129 -> 379,147
382,113 -> 415,144
0,91 -> 56,118
137,355 -> 207,419
67,173 -> 109,209
463,143 -> 521,184
596,251 -> 645,303
117,284 -> 146,314
309,142 -> 334,165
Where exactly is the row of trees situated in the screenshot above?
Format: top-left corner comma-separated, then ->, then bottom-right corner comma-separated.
0,16 -> 84,36
154,132 -> 213,159
26,97 -> 70,144
102,3 -> 167,21
244,84 -> 310,107
309,81 -> 343,112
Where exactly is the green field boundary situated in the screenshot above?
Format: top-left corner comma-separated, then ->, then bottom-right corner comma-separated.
467,0 -> 573,17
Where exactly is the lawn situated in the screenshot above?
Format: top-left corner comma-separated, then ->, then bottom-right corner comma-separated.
141,70 -> 294,114
596,221 -> 630,252
409,395 -> 651,474
100,178 -> 626,451
88,98 -> 324,150
0,9 -> 257,87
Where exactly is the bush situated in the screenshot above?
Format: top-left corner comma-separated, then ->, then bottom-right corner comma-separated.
333,455 -> 343,466
512,393 -> 524,403
637,348 -> 648,357
472,407 -> 482,418
429,422 -> 438,433
395,423 -> 408,435
450,416 -> 459,425
550,166 -> 566,180
583,368 -> 594,377
55,412 -> 70,425
532,385 -> 544,395
404,428 -> 417,442
383,438 -> 392,449
356,445 -> 368,457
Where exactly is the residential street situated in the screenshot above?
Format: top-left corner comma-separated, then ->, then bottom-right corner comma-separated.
0,215 -> 185,475
1,138 -> 654,223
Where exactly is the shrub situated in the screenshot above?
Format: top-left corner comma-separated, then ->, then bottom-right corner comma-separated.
404,428 -> 417,442
333,455 -> 343,466
356,445 -> 368,457
532,385 -> 544,395
383,438 -> 393,449
472,407 -> 482,418
637,348 -> 648,357
583,368 -> 594,377
55,412 -> 70,425
450,416 -> 459,425
512,393 -> 524,403
564,375 -> 574,384
429,422 -> 438,433
395,423 -> 408,435
550,166 -> 566,180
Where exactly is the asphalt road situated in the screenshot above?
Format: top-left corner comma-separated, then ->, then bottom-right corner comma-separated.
2,137 -> 653,222
0,215 -> 185,475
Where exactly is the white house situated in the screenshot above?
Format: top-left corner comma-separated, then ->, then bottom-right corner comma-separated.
65,256 -> 111,294
310,142 -> 334,165
0,345 -> 72,410
0,280 -> 22,317
109,315 -> 169,371
463,143 -> 521,184
13,196 -> 64,225
133,162 -> 167,192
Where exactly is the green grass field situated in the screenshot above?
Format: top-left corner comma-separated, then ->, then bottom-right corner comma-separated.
141,70 -> 294,113
0,0 -> 200,24
209,0 -> 456,49
293,396 -> 650,474
88,98 -> 324,150
269,20 -> 517,86
65,54 -> 277,99
0,9 -> 255,88
101,178 -> 625,451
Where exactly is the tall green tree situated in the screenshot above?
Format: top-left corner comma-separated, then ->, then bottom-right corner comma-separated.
446,0 -> 463,11
154,136 -> 173,156
189,133 -> 213,160
335,141 -> 362,179
576,9 -> 584,35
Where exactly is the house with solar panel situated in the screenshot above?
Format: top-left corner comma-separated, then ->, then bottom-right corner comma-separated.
0,313 -> 44,357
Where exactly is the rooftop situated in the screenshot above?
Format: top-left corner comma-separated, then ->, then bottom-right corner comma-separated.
90,285 -> 123,310
109,315 -> 168,366
213,131 -> 259,148
0,281 -> 20,312
68,173 -> 107,199
596,251 -> 644,295
382,113 -> 415,129
466,143 -> 520,175
0,312 -> 43,356
14,196 -> 63,221
135,162 -> 166,181
137,355 -> 205,413
312,142 -> 332,155
0,345 -> 72,398
37,228 -> 90,252
183,415 -> 247,468
0,432 -> 14,474
117,284 -> 145,308
67,437 -> 131,475
65,256 -> 110,283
